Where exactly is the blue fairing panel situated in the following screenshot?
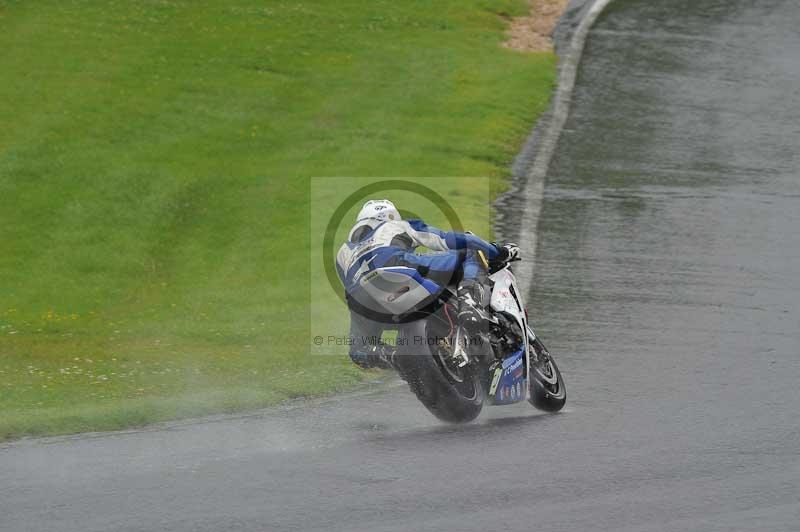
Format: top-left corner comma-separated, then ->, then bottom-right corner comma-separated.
488,347 -> 527,405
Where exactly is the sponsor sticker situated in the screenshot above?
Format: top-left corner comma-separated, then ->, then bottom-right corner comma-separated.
489,368 -> 503,396
504,356 -> 523,376
362,270 -> 379,283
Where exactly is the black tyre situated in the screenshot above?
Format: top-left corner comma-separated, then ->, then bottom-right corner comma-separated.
394,319 -> 484,423
528,338 -> 566,412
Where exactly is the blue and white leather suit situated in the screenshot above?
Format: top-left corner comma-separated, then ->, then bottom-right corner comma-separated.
336,218 -> 500,367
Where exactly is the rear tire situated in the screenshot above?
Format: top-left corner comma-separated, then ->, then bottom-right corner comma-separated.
394,319 -> 484,423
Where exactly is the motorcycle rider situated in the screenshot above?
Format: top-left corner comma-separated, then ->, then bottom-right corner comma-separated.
336,199 -> 519,369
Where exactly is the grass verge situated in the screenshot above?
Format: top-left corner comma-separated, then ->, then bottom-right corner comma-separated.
0,0 -> 556,440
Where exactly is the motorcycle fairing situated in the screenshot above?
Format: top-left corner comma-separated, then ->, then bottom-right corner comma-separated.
487,346 -> 527,406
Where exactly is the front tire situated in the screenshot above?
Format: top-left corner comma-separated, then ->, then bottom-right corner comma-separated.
528,338 -> 566,412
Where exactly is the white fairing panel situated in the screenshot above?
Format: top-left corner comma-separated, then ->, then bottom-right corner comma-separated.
352,267 -> 431,315
490,266 -> 534,376
489,268 -> 524,319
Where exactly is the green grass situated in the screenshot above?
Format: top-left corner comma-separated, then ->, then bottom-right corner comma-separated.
0,0 -> 556,440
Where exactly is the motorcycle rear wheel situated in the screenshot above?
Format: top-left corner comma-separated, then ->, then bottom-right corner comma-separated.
394,319 -> 484,423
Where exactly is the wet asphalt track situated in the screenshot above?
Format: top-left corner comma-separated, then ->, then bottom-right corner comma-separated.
3,1 -> 800,530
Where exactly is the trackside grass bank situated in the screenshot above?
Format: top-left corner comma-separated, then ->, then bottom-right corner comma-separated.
0,0 -> 555,439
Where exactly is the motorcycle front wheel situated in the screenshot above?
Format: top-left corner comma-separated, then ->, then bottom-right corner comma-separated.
527,337 -> 566,412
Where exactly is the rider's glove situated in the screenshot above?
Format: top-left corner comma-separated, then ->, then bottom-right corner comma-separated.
494,242 -> 521,263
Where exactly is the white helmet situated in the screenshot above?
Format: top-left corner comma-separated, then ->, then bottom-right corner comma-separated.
355,199 -> 401,223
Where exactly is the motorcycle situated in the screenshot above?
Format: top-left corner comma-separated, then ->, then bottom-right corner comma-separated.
355,252 -> 566,423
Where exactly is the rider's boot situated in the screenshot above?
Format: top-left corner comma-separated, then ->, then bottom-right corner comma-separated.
457,279 -> 492,332
350,345 -> 395,370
